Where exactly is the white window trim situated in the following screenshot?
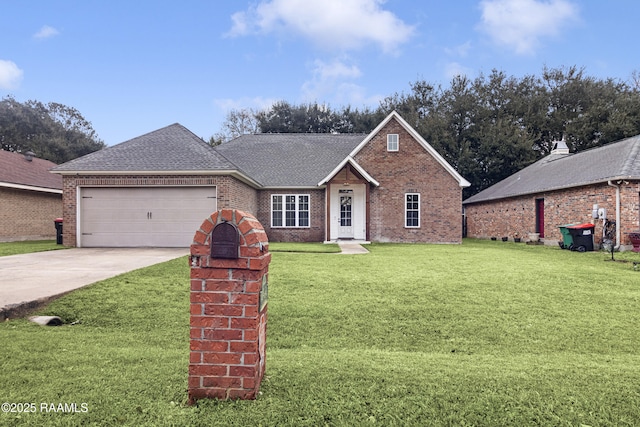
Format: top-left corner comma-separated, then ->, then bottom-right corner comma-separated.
271,194 -> 311,228
387,134 -> 399,152
405,193 -> 420,228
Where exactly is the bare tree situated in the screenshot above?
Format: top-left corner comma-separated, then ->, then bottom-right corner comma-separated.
211,108 -> 260,145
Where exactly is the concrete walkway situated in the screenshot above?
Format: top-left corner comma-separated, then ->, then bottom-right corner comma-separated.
0,248 -> 188,320
337,241 -> 369,254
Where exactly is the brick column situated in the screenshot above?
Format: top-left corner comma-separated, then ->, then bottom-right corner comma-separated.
188,209 -> 270,402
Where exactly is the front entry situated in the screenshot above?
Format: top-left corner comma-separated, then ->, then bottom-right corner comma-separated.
339,191 -> 354,238
330,184 -> 366,240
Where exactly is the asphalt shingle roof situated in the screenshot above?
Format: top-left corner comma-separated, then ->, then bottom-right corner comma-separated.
464,134 -> 640,204
52,123 -> 236,172
215,133 -> 366,187
0,149 -> 62,190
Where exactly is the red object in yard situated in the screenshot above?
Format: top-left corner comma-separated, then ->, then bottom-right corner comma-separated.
567,223 -> 595,252
567,223 -> 595,229
627,232 -> 640,253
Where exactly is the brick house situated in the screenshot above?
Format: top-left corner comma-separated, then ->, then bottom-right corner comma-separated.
52,111 -> 470,247
0,150 -> 62,242
463,136 -> 640,250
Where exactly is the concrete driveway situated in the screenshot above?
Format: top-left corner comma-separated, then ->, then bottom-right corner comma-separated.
0,248 -> 188,320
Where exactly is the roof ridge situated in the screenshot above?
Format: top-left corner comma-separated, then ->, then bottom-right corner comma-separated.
464,133 -> 640,204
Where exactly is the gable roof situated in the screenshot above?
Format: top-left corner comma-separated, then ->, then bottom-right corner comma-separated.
215,133 -> 365,187
351,111 -> 471,188
52,123 -> 239,175
52,112 -> 471,190
318,157 -> 380,187
0,149 -> 62,193
464,134 -> 640,204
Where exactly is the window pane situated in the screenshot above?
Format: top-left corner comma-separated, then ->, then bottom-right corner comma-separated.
298,195 -> 309,211
340,196 -> 352,226
299,211 -> 309,227
285,195 -> 296,226
406,211 -> 419,227
285,211 -> 296,226
272,195 -> 282,226
272,194 -> 311,228
272,195 -> 282,210
272,211 -> 283,227
298,196 -> 309,227
405,193 -> 419,227
387,134 -> 399,151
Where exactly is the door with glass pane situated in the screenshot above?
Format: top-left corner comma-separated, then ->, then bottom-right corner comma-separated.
339,190 -> 354,238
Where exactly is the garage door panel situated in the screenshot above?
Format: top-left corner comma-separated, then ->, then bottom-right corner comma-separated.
80,187 -> 217,247
148,221 -> 199,233
83,210 -> 147,223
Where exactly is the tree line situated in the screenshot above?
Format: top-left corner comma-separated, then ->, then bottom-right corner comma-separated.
214,66 -> 640,197
3,66 -> 639,197
0,96 -> 105,164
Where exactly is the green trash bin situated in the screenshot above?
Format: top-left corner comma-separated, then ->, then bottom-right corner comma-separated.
558,224 -> 576,249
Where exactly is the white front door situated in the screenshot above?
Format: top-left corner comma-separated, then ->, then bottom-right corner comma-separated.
339,192 -> 354,238
330,185 -> 366,240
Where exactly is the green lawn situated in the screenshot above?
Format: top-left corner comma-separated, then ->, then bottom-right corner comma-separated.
1,240 -> 639,426
0,240 -> 64,257
269,242 -> 341,253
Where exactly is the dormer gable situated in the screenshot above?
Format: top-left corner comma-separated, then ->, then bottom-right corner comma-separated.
349,111 -> 470,188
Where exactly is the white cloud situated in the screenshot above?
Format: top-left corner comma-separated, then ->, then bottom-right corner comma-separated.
478,0 -> 579,55
301,58 -> 379,106
33,25 -> 60,40
311,58 -> 362,81
0,60 -> 24,90
443,62 -> 473,79
213,96 -> 278,113
227,0 -> 415,53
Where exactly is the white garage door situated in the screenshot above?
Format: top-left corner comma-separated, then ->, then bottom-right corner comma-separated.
79,187 -> 217,247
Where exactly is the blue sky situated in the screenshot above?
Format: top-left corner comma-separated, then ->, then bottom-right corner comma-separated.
1,0 -> 639,146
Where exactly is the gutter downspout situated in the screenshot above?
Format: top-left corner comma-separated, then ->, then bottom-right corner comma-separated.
607,180 -> 621,249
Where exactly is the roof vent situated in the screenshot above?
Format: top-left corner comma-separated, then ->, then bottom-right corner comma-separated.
550,138 -> 569,155
24,151 -> 36,162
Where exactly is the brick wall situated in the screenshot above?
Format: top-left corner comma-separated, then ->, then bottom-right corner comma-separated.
353,118 -> 464,243
189,209 -> 269,401
255,189 -> 326,242
61,175 -> 258,247
0,188 -> 62,242
465,182 -> 640,247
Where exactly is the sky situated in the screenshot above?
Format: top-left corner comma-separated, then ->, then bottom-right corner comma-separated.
1,0 -> 639,146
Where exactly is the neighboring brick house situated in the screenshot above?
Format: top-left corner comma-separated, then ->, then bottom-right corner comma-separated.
0,150 -> 62,242
463,136 -> 640,250
52,111 -> 470,247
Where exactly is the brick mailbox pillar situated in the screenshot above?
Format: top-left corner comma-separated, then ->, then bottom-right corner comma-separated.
188,209 -> 270,402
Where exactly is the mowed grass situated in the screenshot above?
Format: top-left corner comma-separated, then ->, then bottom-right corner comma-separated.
1,240 -> 639,426
269,242 -> 341,253
0,240 -> 64,257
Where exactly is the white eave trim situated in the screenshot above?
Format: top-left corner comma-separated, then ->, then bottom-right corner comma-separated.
349,111 -> 471,188
260,185 -> 325,190
51,169 -> 262,188
0,181 -> 62,194
318,156 -> 380,187
463,176 -> 639,205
